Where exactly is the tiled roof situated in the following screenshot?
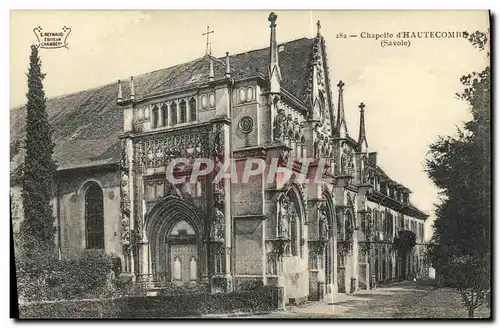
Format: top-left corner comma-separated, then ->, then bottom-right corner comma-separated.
10,37 -> 316,171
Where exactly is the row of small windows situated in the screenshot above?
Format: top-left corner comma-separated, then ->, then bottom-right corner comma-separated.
201,93 -> 216,109
238,87 -> 255,103
136,97 -> 201,129
149,98 -> 197,129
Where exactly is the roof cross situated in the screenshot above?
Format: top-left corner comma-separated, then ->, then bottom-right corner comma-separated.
202,26 -> 214,55
359,102 -> 366,111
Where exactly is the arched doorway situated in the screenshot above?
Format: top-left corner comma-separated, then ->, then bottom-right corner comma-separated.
321,189 -> 335,290
276,185 -> 305,257
145,196 -> 204,283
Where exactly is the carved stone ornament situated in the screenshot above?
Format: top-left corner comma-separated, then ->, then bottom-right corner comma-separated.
135,128 -> 210,173
120,139 -> 131,249
239,116 -> 254,134
211,123 -> 225,161
210,207 -> 225,241
213,180 -> 225,206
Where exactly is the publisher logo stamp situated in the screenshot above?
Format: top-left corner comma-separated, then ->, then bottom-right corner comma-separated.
33,26 -> 71,49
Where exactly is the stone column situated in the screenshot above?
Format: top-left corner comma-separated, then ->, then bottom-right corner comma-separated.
350,230 -> 359,293
138,240 -> 150,280
119,137 -> 136,279
167,103 -> 172,126
223,124 -> 233,292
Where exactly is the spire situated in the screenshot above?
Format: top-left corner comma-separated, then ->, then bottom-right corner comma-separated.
358,102 -> 368,151
117,79 -> 123,103
316,20 -> 321,37
225,52 -> 231,78
209,56 -> 215,81
336,80 -> 348,137
268,12 -> 281,94
130,76 -> 135,100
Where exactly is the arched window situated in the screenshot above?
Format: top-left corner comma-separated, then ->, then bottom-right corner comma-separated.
189,257 -> 197,280
214,245 -> 225,274
189,98 -> 197,122
85,182 -> 104,249
151,105 -> 159,128
170,102 -> 177,125
173,257 -> 182,280
179,100 -> 187,124
161,104 -> 168,127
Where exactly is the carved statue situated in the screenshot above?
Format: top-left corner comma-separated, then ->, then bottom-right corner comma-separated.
345,209 -> 354,241
346,192 -> 353,206
319,205 -> 329,240
348,155 -> 355,174
277,195 -> 290,238
363,167 -> 372,184
314,139 -> 322,159
341,153 -> 348,174
272,99 -> 286,142
165,182 -> 183,199
362,154 -> 369,168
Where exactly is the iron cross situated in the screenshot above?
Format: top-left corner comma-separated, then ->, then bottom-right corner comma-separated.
202,26 -> 214,55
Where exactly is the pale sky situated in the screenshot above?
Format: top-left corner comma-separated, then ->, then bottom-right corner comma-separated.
10,11 -> 490,240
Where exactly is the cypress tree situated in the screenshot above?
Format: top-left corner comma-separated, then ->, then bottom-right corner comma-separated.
20,45 -> 57,259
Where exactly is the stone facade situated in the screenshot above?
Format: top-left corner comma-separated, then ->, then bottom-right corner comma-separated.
10,12 -> 428,304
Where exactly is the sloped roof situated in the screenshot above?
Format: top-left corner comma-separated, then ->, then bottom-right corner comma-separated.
10,37 -> 315,171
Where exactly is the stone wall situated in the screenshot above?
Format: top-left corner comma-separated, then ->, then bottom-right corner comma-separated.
56,167 -> 121,258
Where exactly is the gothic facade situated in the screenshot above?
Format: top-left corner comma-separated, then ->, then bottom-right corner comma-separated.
10,12 -> 428,303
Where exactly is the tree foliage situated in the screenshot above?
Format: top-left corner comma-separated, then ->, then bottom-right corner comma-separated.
425,30 -> 490,318
393,230 -> 416,253
19,45 -> 57,258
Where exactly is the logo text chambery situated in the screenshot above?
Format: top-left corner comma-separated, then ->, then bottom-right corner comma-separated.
33,26 -> 71,49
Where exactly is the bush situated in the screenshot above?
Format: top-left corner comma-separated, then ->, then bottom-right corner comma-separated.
16,249 -> 117,303
158,282 -> 209,296
236,279 -> 264,291
19,286 -> 281,318
46,249 -> 115,300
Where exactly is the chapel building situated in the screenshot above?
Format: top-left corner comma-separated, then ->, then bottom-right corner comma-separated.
10,12 -> 429,303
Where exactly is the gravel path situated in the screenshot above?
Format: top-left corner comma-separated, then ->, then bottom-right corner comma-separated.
242,281 -> 490,319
